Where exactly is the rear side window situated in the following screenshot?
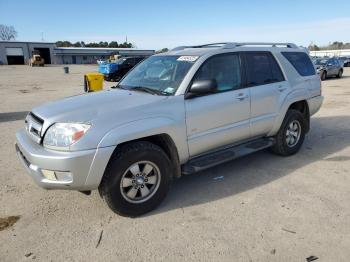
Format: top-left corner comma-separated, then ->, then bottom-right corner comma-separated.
282,52 -> 315,76
244,52 -> 284,87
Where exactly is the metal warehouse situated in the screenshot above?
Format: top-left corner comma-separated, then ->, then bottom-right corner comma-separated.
0,41 -> 154,65
54,47 -> 154,64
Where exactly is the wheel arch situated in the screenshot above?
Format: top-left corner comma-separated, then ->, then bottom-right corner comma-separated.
269,94 -> 310,136
115,133 -> 181,178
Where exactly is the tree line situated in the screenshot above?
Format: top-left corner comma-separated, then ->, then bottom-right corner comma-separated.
56,41 -> 133,48
309,41 -> 350,51
0,24 -> 17,40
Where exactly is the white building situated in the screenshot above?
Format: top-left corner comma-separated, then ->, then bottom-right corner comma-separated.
309,49 -> 350,57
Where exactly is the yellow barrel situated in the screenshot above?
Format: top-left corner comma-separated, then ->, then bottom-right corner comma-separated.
84,72 -> 104,92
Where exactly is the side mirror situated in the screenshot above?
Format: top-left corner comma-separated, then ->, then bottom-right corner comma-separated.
186,79 -> 217,98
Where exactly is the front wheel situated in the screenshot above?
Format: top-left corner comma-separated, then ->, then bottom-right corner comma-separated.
320,71 -> 327,81
270,110 -> 307,156
99,141 -> 173,217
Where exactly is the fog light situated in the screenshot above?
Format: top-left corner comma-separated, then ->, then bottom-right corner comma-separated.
41,169 -> 73,182
41,169 -> 57,181
55,171 -> 73,182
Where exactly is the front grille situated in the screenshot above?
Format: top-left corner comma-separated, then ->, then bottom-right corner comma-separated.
25,112 -> 44,144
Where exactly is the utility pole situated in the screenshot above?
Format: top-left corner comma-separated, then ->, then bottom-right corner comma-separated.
41,32 -> 44,41
126,35 -> 128,43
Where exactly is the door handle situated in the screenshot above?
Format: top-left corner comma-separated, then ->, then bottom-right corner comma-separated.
236,93 -> 249,101
278,85 -> 287,92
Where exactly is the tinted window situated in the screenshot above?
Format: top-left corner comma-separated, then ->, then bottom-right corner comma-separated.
282,52 -> 315,76
125,58 -> 135,65
193,53 -> 241,92
244,52 -> 284,86
135,57 -> 145,63
269,55 -> 285,82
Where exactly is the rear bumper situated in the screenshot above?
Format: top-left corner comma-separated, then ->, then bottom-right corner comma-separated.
15,128 -> 115,190
307,95 -> 324,116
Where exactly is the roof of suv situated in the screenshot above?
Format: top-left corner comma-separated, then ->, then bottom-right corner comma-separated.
157,42 -> 305,57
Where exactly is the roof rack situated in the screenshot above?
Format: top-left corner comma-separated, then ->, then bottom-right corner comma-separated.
171,42 -> 298,51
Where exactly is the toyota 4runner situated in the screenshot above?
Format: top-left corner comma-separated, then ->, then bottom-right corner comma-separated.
15,42 -> 323,217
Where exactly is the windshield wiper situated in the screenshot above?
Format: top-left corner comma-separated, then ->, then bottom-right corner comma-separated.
129,86 -> 164,96
112,84 -> 127,90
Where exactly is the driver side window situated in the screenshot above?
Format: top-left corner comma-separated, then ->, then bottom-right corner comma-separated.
193,53 -> 242,92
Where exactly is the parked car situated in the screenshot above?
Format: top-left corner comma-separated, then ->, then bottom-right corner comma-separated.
98,56 -> 146,81
313,57 -> 343,80
97,59 -> 106,65
15,42 -> 323,217
338,56 -> 350,67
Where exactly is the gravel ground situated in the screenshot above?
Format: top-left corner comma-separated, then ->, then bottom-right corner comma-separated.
0,65 -> 349,262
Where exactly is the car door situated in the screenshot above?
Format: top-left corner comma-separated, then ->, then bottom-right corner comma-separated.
185,53 -> 251,157
243,52 -> 288,137
327,58 -> 337,76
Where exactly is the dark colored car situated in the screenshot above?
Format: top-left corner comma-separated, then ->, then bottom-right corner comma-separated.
99,56 -> 147,81
338,56 -> 350,67
313,57 -> 343,81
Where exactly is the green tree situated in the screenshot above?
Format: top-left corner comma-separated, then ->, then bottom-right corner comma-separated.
156,48 -> 169,53
108,41 -> 119,48
73,42 -> 82,47
56,40 -> 134,48
0,24 -> 17,40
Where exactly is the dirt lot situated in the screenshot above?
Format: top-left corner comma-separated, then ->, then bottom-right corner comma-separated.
0,65 -> 349,262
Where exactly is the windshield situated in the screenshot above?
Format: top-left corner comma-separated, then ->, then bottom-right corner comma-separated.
115,58 -> 127,64
118,55 -> 197,95
313,59 -> 328,66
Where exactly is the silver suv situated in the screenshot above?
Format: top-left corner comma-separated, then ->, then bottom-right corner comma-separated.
16,42 -> 323,217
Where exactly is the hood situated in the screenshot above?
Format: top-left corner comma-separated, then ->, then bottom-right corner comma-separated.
32,89 -> 168,125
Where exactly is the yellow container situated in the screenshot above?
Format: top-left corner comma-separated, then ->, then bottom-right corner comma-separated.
84,72 -> 104,92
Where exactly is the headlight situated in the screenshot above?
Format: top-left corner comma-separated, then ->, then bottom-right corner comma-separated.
43,123 -> 91,149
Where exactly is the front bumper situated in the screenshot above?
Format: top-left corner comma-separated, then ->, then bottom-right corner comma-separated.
15,128 -> 115,190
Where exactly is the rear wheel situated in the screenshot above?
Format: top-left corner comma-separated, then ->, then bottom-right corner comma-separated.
99,141 -> 173,217
270,110 -> 306,156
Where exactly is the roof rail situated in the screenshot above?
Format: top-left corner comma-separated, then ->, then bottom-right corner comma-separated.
171,42 -> 298,51
231,42 -> 298,48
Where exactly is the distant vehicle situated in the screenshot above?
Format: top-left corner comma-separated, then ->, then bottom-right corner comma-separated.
97,59 -> 106,65
29,50 -> 44,67
313,57 -> 343,81
338,56 -> 350,67
16,42 -> 323,217
98,56 -> 146,81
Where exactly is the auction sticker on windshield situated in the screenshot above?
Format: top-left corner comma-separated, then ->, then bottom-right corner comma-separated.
177,56 -> 199,62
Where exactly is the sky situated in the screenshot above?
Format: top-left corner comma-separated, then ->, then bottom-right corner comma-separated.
1,0 -> 350,50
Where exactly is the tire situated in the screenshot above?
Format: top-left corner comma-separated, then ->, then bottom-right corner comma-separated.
99,141 -> 173,217
337,69 -> 343,78
270,109 -> 307,156
320,71 -> 326,81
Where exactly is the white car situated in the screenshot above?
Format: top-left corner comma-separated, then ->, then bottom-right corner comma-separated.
97,59 -> 106,65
